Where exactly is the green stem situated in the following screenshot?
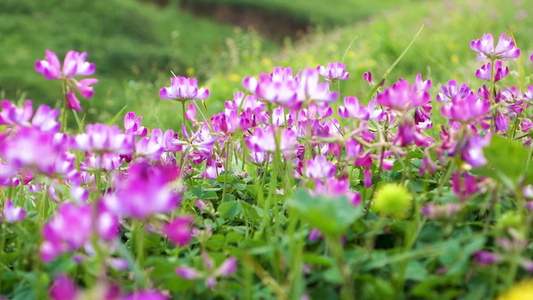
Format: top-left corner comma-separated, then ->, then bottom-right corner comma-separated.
60,81 -> 69,133
134,220 -> 146,288
328,235 -> 354,300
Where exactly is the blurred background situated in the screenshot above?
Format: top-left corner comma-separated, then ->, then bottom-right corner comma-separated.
1,0 -> 532,129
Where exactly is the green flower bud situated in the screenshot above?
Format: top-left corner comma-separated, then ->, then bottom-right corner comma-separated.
497,211 -> 523,230
372,183 -> 412,219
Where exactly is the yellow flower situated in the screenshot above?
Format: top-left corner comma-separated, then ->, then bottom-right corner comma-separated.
498,280 -> 533,300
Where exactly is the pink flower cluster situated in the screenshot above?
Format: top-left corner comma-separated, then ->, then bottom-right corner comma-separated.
36,50 -> 98,111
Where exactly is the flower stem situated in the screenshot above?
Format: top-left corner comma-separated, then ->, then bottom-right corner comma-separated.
60,81 -> 69,133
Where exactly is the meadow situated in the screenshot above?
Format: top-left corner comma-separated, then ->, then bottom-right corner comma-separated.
1,0 -> 533,299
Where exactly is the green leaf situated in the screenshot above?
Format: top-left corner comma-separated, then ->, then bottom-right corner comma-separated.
483,134 -> 529,189
206,234 -> 225,251
404,261 -> 428,281
322,265 -> 343,284
217,200 -> 242,220
233,182 -> 247,191
303,254 -> 335,267
226,231 -> 244,244
287,189 -> 363,236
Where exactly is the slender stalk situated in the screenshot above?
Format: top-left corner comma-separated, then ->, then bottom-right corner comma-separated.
60,80 -> 69,133
328,235 -> 354,300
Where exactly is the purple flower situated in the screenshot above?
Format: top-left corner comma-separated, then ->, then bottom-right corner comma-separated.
363,71 -> 372,83
437,80 -> 472,102
0,100 -> 60,133
40,202 -> 119,262
476,61 -> 508,82
0,127 -> 68,176
470,33 -> 520,60
159,76 -> 209,101
3,199 -> 26,222
0,100 -> 33,126
35,50 -> 98,111
421,203 -> 462,219
494,111 -> 510,131
460,134 -> 491,168
216,257 -> 237,277
394,120 -> 433,147
376,79 -> 430,112
176,253 -> 237,289
309,228 -> 323,242
49,274 -> 78,300
473,250 -> 501,265
105,162 -> 180,219
247,73 -> 300,109
521,118 -> 533,132
451,171 -> 479,201
245,67 -> 337,109
414,73 -> 432,92
176,266 -> 201,280
338,97 -> 373,119
296,68 -> 339,105
162,216 -> 194,247
135,129 -> 165,161
441,93 -> 490,124
314,177 -> 361,206
305,155 -> 336,179
82,152 -> 123,172
124,112 -> 147,137
71,123 -> 133,154
317,62 -> 350,82
245,126 -> 297,157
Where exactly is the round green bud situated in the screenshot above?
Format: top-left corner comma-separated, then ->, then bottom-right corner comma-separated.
372,183 -> 412,219
497,211 -> 523,230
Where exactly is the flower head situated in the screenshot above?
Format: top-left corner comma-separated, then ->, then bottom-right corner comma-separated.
162,215 -> 194,247
441,93 -> 490,124
437,80 -> 472,102
476,61 -> 508,82
3,199 -> 26,223
305,155 -> 336,180
35,50 -> 98,111
376,79 -> 430,112
176,253 -> 237,289
159,76 -> 209,101
49,274 -> 78,300
71,123 -> 133,154
40,202 -> 119,262
105,162 -> 181,219
470,33 -> 520,60
317,62 -> 349,82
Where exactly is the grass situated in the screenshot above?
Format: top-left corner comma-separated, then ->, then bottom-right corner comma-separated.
183,0 -> 533,112
2,0 -> 532,130
184,0 -> 411,27
0,0 -> 276,123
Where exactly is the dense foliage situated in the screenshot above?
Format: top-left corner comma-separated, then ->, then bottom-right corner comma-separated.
1,27 -> 533,299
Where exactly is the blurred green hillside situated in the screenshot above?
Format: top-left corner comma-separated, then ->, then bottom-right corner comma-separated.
1,0 -> 532,129
181,0 -> 410,28
203,0 -> 533,102
0,0 -> 275,121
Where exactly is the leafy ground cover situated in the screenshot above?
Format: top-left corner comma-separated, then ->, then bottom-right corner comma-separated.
3,0 -> 533,299
1,24 -> 533,299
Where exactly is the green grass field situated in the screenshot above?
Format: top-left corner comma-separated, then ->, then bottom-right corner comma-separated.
0,0 -> 276,122
1,0 -> 531,129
